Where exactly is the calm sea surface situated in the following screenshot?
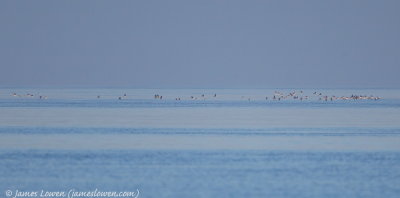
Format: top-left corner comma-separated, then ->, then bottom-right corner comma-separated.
1,88 -> 400,198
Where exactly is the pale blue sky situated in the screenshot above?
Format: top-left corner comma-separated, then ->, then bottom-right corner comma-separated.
0,0 -> 399,88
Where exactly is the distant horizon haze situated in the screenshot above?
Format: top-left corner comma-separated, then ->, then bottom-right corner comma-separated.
1,0 -> 399,88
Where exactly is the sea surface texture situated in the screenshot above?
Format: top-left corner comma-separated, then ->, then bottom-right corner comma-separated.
1,88 -> 400,198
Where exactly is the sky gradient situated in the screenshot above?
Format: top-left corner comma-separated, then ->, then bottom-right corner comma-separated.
0,0 -> 399,88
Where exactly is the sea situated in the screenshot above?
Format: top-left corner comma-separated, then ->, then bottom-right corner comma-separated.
0,88 -> 400,198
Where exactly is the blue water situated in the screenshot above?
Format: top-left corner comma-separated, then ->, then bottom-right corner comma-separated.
1,89 -> 400,198
1,127 -> 400,136
2,150 -> 400,198
0,98 -> 399,108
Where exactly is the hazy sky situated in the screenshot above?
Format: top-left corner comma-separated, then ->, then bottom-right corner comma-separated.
0,0 -> 399,88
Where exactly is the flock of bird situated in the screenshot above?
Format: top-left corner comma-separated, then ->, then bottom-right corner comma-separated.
11,93 -> 48,99
151,91 -> 381,101
268,91 -> 381,101
9,90 -> 381,101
